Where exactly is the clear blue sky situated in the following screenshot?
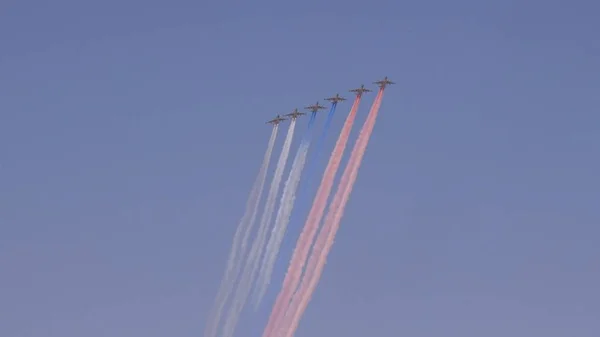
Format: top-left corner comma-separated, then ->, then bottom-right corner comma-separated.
1,1 -> 599,336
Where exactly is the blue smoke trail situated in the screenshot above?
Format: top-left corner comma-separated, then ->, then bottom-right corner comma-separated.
302,112 -> 317,144
302,102 -> 338,195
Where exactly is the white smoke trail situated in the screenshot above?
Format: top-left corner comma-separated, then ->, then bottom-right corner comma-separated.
253,139 -> 310,307
220,119 -> 297,337
204,125 -> 279,337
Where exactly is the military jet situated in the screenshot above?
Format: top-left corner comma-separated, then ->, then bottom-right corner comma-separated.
266,115 -> 287,125
285,108 -> 306,119
374,76 -> 395,89
304,101 -> 327,113
325,93 -> 346,103
349,84 -> 372,97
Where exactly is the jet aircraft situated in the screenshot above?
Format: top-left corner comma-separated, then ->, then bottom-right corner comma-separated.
325,93 -> 347,103
285,108 -> 306,119
266,115 -> 287,125
374,76 -> 395,89
349,84 -> 372,96
304,101 -> 327,113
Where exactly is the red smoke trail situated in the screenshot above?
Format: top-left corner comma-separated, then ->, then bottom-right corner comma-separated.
262,96 -> 362,337
282,89 -> 385,337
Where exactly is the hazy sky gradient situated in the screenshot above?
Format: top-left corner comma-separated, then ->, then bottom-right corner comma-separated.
1,1 -> 599,336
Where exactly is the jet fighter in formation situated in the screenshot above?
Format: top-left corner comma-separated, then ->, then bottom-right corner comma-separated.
374,76 -> 395,89
267,77 -> 393,125
325,93 -> 346,103
349,84 -> 372,97
266,115 -> 287,125
304,101 -> 327,113
285,108 -> 306,120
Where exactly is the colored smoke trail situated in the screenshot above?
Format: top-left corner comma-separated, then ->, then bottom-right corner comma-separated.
220,119 -> 297,337
282,90 -> 385,337
254,113 -> 317,307
262,96 -> 362,337
204,125 -> 279,337
302,102 -> 338,190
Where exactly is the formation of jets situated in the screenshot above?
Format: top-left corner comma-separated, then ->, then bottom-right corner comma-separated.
266,76 -> 393,125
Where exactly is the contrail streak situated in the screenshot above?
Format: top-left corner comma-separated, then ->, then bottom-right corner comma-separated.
204,125 -> 279,337
262,96 -> 362,337
282,90 -> 385,337
254,113 -> 317,307
221,119 -> 297,337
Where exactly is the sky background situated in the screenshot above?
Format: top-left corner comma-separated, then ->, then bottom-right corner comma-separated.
1,0 -> 599,336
